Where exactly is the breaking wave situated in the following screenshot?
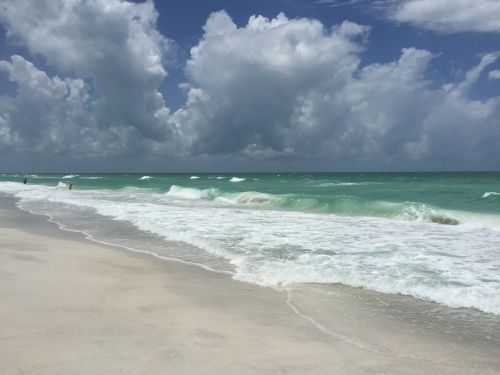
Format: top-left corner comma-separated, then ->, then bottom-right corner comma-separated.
159,185 -> 500,230
139,176 -> 153,180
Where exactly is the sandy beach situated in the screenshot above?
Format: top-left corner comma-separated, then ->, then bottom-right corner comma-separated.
0,195 -> 499,374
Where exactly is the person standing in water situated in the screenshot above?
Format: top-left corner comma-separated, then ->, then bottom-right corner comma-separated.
22,177 -> 27,184
69,183 -> 72,190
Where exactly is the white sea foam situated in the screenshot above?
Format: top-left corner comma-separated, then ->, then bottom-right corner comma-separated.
166,185 -> 219,200
482,192 -> 500,198
57,182 -> 69,189
1,180 -> 500,315
216,176 -> 226,179
229,177 -> 245,182
139,176 -> 153,180
317,182 -> 379,187
62,174 -> 78,179
190,176 -> 200,180
80,176 -> 103,180
227,191 -> 285,206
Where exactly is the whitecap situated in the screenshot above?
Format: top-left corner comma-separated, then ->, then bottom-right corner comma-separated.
317,182 -> 379,187
62,174 -> 78,179
482,192 -> 500,198
229,177 -> 245,182
139,176 -> 153,180
190,176 -> 200,180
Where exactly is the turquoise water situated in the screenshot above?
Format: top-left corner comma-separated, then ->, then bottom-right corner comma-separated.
0,172 -> 499,314
3,172 -> 499,216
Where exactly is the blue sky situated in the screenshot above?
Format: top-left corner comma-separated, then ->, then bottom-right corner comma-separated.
0,0 -> 499,172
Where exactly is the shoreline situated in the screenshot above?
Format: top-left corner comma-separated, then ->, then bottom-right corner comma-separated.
1,195 -> 499,374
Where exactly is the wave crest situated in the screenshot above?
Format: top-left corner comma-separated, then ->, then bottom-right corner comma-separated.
316,182 -> 379,187
398,203 -> 460,225
232,191 -> 285,206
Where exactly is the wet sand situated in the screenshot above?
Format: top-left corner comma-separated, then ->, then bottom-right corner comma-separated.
0,196 -> 499,374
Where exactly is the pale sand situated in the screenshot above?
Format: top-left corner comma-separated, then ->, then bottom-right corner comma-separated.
0,198 -> 499,374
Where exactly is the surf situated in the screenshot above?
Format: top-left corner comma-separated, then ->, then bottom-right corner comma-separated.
1,172 -> 499,315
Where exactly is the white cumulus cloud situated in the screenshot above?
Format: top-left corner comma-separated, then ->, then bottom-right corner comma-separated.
173,12 -> 369,157
0,4 -> 499,169
0,0 -> 175,156
390,0 -> 500,33
171,11 -> 500,167
316,0 -> 500,34
0,55 -> 95,153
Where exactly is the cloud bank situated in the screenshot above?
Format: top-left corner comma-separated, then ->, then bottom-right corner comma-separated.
0,1 -> 499,170
172,11 -> 500,167
0,0 -> 174,156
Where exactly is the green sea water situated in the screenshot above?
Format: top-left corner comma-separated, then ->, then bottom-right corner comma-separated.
0,172 -> 499,314
2,172 -> 499,218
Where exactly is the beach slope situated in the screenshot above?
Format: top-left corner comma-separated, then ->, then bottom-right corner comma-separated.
0,198 -> 498,374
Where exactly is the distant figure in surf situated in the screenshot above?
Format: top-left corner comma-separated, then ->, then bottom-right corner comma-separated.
69,183 -> 73,190
22,177 -> 27,184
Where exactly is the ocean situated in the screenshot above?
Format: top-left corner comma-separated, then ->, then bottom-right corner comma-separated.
0,172 -> 499,315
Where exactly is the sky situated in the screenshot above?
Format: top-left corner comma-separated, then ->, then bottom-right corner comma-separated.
0,0 -> 499,172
